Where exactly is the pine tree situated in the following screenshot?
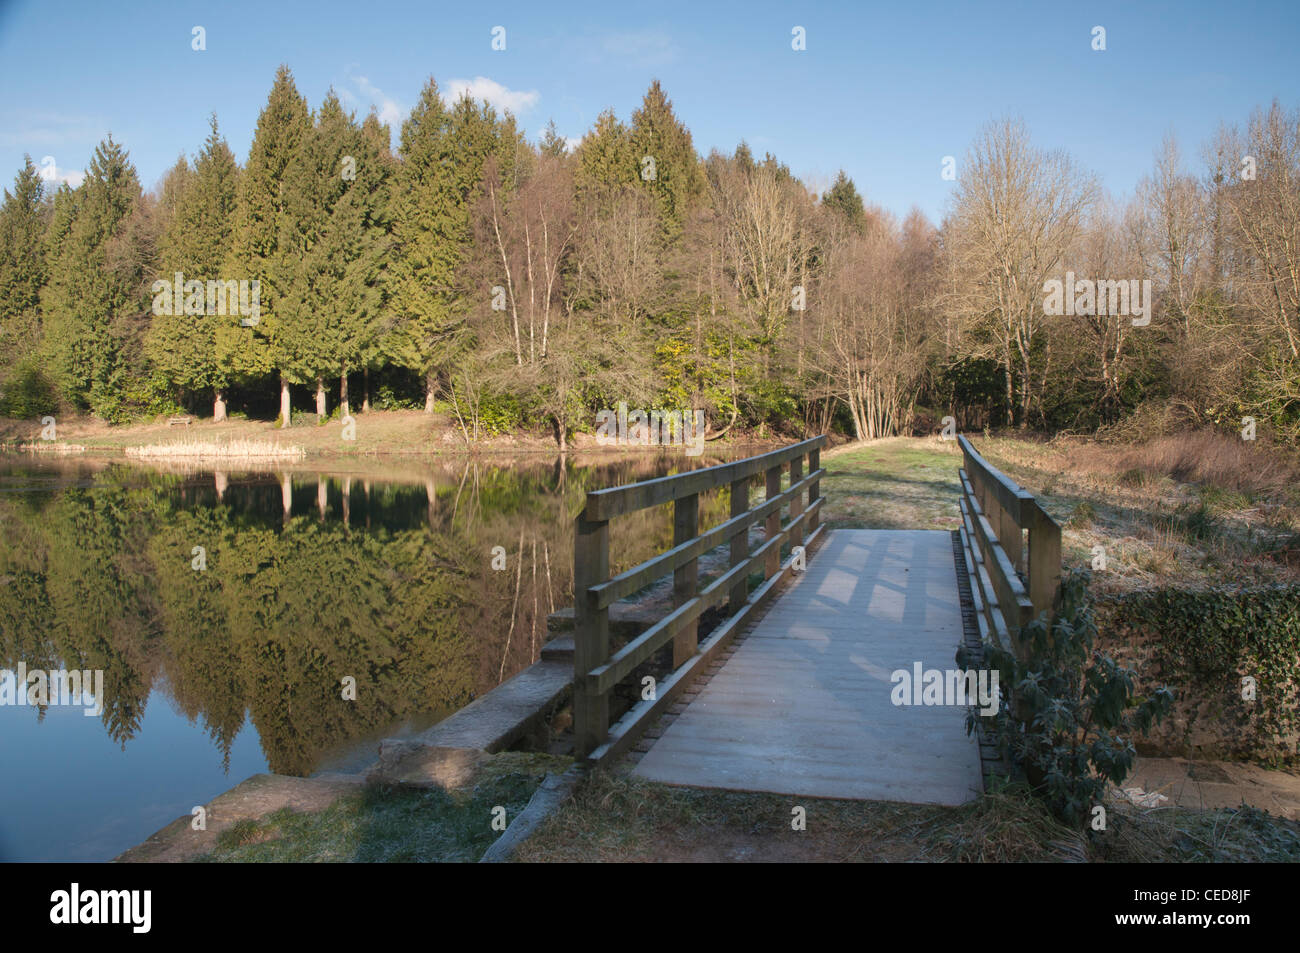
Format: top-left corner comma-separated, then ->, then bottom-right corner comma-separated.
575,108 -> 637,204
822,170 -> 866,231
230,65 -> 309,426
40,135 -> 142,413
628,80 -> 704,243
146,117 -> 240,418
389,81 -> 502,412
539,119 -> 568,159
0,156 -> 49,381
280,92 -> 392,419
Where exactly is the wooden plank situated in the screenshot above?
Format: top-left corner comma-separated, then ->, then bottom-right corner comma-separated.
1025,500 -> 1062,623
586,522 -> 827,766
633,529 -> 982,804
672,492 -> 699,668
789,454 -> 804,550
808,447 -> 821,533
587,509 -> 825,694
729,475 -> 749,615
764,464 -> 781,578
958,435 -> 1029,527
585,435 -> 826,521
587,468 -> 824,609
572,511 -> 609,755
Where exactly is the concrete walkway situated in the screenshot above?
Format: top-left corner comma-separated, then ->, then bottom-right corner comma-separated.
633,529 -> 983,805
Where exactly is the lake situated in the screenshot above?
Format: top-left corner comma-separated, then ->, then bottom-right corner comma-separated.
0,450 -> 747,861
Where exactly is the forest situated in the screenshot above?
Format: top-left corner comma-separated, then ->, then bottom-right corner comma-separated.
0,66 -> 1297,449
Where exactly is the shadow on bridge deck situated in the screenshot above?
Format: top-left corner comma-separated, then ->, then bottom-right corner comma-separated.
632,529 -> 983,805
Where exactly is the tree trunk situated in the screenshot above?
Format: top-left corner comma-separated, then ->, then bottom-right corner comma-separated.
280,376 -> 291,429
362,366 -> 371,413
424,372 -> 436,413
213,388 -> 227,422
315,378 -> 326,419
339,363 -> 350,418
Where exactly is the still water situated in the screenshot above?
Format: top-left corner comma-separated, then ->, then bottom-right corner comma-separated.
0,451 -> 744,861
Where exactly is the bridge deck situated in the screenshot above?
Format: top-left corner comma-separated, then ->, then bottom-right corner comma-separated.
632,529 -> 983,805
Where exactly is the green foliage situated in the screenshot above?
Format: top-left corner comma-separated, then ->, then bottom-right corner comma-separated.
475,389 -> 529,436
968,569 -> 1174,828
39,135 -> 143,414
821,170 -> 865,231
0,359 -> 58,418
1096,583 -> 1300,764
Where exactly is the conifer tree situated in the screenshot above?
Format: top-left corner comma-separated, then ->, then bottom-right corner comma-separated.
146,117 -> 240,418
822,170 -> 866,231
0,156 -> 49,380
389,83 -> 502,412
628,80 -> 704,244
40,135 -> 142,413
230,65 -> 309,427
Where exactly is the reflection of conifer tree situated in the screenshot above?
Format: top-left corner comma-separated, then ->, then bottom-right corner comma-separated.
40,484 -> 164,745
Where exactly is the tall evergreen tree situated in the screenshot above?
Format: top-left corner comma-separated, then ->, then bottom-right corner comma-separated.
40,135 -> 143,414
0,156 -> 49,380
389,83 -> 502,411
146,117 -> 240,418
539,119 -> 568,159
575,108 -> 637,203
628,80 -> 704,244
230,65 -> 309,427
822,169 -> 866,231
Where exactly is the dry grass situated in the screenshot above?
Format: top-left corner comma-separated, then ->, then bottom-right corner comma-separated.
125,438 -> 306,461
1113,430 -> 1298,497
976,430 -> 1300,593
513,770 -> 1081,863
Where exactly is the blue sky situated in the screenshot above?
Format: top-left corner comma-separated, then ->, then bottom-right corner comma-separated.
1,0 -> 1297,223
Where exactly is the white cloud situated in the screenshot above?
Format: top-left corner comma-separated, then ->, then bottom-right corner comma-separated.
564,135 -> 583,152
343,69 -> 405,128
38,161 -> 84,188
444,77 -> 539,115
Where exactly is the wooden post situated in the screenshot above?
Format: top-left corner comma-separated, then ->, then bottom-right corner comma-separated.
764,465 -> 782,579
1000,502 -> 1022,572
673,493 -> 699,668
1026,504 -> 1062,625
729,476 -> 749,615
808,447 -> 821,532
789,454 -> 804,549
573,507 -> 610,756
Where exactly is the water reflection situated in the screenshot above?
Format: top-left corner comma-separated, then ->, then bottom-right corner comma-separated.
0,451 -> 743,781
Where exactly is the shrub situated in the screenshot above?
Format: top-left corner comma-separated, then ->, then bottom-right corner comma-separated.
966,569 -> 1173,828
0,361 -> 59,419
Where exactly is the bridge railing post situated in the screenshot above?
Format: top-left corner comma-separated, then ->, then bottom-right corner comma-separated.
789,454 -> 805,550
728,476 -> 749,615
808,447 -> 821,533
764,464 -> 782,579
573,507 -> 609,756
672,492 -> 699,668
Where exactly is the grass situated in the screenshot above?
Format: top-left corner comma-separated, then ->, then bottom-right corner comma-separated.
819,436 -> 965,530
194,752 -> 570,863
513,770 -> 1300,863
124,437 -> 305,460
973,430 -> 1300,592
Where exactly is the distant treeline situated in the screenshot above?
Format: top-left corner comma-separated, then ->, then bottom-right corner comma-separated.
0,67 -> 1296,444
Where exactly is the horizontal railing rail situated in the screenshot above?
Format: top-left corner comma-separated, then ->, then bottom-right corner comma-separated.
573,435 -> 829,763
956,434 -> 1061,658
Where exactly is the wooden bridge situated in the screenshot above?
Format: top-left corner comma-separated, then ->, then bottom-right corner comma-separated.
570,435 -> 1061,805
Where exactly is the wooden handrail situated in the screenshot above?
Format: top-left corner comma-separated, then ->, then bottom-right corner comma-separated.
573,435 -> 828,761
956,435 -> 1061,657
